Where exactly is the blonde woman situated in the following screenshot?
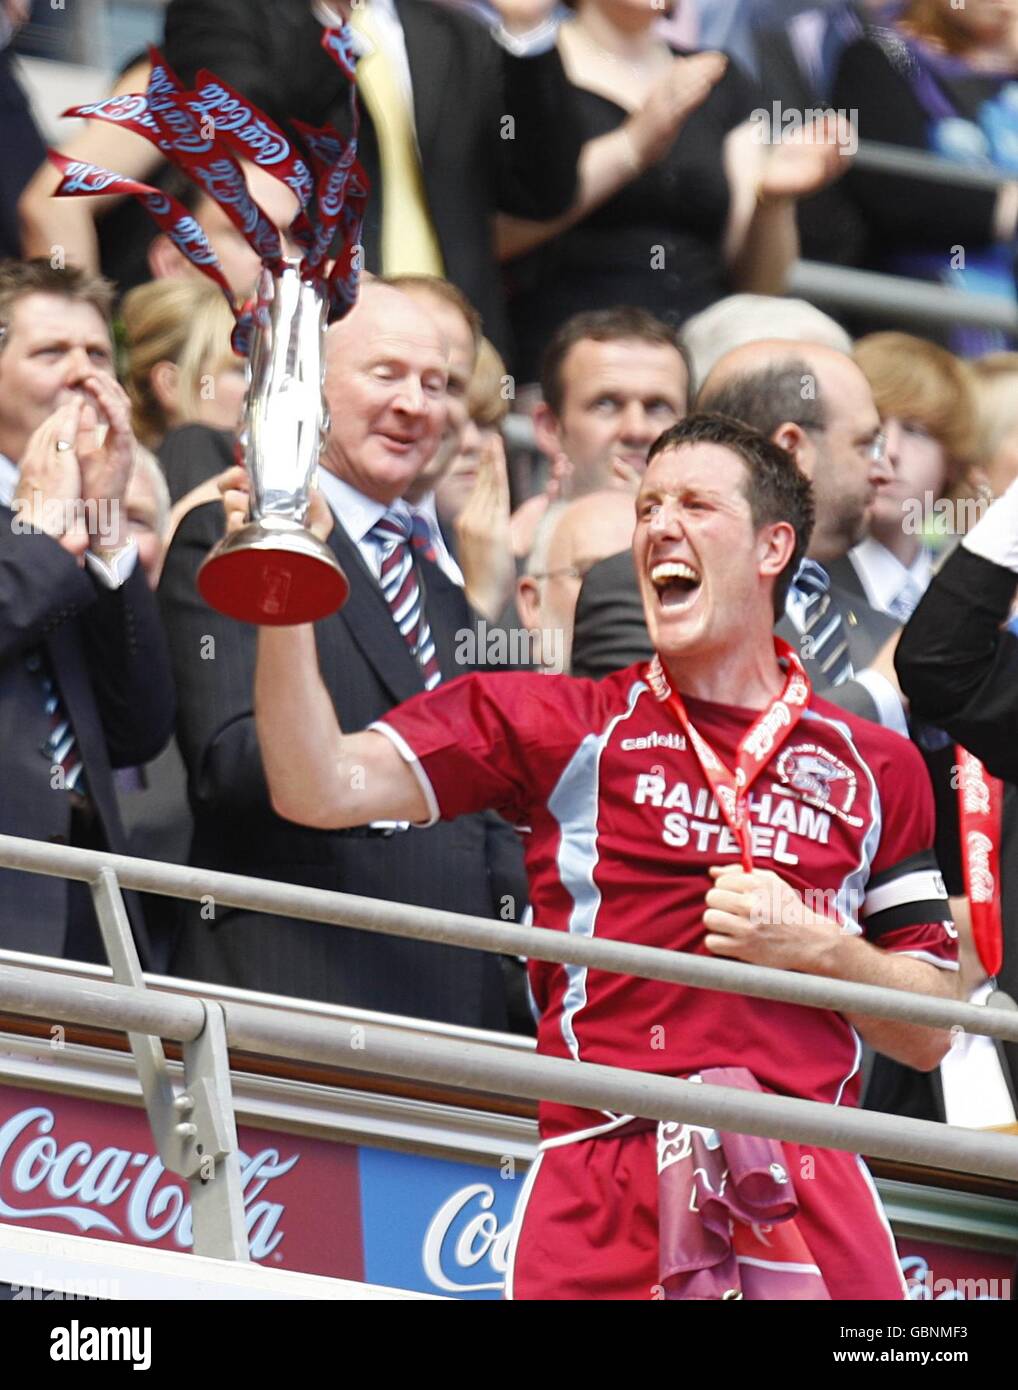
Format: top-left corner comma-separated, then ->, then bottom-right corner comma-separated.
835,331 -> 977,620
967,353 -> 1018,506
121,278 -> 247,503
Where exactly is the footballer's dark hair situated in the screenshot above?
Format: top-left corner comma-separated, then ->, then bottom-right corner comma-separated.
646,411 -> 815,620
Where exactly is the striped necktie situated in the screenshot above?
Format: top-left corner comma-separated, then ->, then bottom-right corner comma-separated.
369,508 -> 442,689
793,559 -> 854,687
28,649 -> 86,794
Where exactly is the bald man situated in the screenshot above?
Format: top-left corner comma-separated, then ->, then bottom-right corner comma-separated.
158,281 -> 519,1025
518,491 -> 638,673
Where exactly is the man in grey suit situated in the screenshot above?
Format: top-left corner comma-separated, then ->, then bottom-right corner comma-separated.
573,342 -> 905,733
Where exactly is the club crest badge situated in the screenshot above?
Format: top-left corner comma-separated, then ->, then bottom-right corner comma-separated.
774,744 -> 865,827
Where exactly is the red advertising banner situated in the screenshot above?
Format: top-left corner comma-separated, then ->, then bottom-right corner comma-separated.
0,1088 -> 363,1281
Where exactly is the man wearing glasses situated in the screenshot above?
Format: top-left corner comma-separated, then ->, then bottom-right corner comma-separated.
697,341 -> 904,733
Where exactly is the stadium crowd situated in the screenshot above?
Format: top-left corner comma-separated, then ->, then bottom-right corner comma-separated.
1,0 -> 1018,1298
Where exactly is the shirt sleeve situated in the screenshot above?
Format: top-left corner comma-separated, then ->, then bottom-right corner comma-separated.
860,737 -> 959,972
371,670 -> 588,827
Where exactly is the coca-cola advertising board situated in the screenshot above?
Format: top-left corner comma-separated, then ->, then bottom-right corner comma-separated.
0,1084 -> 1011,1299
0,1084 -> 516,1298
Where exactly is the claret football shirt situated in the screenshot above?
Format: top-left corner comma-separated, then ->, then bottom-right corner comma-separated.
374,656 -> 957,1140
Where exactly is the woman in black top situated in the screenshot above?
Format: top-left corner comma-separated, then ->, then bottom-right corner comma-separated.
500,0 -> 850,383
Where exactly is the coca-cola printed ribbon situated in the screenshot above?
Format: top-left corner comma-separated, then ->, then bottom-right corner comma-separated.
956,746 -> 1004,977
654,637 -> 813,872
54,23 -> 368,328
145,49 -> 285,268
187,70 -> 317,251
61,51 -> 284,271
48,152 -> 236,306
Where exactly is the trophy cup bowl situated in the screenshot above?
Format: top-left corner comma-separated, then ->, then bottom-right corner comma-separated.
198,260 -> 349,625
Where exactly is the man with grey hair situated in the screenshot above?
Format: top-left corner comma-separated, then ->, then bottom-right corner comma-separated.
517,492 -> 636,673
680,293 -> 852,395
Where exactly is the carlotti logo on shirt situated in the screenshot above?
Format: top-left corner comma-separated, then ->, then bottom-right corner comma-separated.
620,731 -> 686,752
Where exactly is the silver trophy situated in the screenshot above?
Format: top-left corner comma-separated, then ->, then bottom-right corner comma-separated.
198,259 -> 348,624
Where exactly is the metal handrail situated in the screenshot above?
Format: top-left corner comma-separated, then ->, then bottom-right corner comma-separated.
1,833 -> 1016,1041
1,960 -> 1016,1181
789,261 -> 1018,334
790,139 -> 1016,334
853,140 -> 1007,192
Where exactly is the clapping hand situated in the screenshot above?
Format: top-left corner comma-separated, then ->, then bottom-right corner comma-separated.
624,52 -> 728,171
13,397 -> 89,558
758,111 -> 854,203
454,433 -> 515,620
76,374 -> 137,555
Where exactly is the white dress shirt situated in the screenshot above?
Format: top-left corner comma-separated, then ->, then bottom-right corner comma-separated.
848,536 -> 932,621
0,452 -> 138,589
940,981 -> 1018,1129
316,467 -> 412,579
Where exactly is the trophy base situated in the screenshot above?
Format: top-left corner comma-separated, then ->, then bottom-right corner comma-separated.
198,519 -> 349,625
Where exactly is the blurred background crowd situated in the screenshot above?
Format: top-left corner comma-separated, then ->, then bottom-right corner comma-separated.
2,0 -> 1018,1131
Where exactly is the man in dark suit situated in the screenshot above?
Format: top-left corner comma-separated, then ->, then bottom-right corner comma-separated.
896,477 -> 1018,783
572,343 -> 904,731
159,281 -> 517,1027
0,259 -> 176,964
162,0 -> 581,362
0,1 -> 45,260
891,476 -> 1018,1124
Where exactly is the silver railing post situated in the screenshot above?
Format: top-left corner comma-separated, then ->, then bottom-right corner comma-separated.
89,867 -> 249,1261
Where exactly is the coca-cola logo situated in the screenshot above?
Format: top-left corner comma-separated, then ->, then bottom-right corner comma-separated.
319,165 -> 351,218
966,830 -> 995,903
422,1183 -> 513,1293
164,212 -> 221,266
76,94 -> 150,125
961,763 -> 992,816
60,161 -> 123,196
0,1106 -> 296,1260
193,161 -> 260,230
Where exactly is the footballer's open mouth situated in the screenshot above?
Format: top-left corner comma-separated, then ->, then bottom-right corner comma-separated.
650,560 -> 702,610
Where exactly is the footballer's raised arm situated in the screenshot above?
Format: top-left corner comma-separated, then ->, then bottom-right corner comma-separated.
255,624 -> 428,830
